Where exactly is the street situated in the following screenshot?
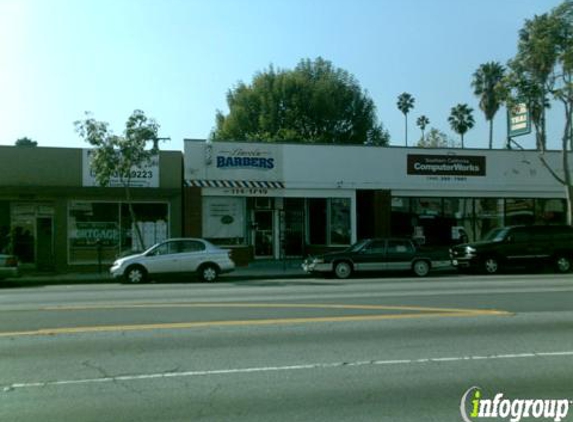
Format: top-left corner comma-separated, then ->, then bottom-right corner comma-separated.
1,273 -> 573,422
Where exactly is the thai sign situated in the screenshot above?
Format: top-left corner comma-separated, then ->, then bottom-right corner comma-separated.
407,154 -> 486,176
508,103 -> 531,137
82,149 -> 160,188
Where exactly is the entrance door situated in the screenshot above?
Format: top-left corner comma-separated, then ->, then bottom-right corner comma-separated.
253,210 -> 274,258
281,198 -> 305,257
36,217 -> 54,270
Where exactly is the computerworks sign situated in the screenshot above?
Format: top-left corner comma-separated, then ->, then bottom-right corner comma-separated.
407,154 -> 486,176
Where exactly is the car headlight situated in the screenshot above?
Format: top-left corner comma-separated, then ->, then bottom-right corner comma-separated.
465,246 -> 477,254
313,258 -> 324,264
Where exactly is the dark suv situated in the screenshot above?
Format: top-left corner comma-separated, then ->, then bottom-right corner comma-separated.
450,225 -> 573,274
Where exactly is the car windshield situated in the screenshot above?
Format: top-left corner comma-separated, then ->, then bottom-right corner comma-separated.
482,228 -> 509,242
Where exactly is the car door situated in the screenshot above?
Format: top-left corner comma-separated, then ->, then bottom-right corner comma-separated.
143,241 -> 181,275
501,227 -> 541,265
352,240 -> 387,272
385,239 -> 415,271
176,240 -> 207,273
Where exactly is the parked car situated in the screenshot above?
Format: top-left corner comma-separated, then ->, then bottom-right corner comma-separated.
302,238 -> 451,279
110,238 -> 235,283
0,253 -> 19,279
449,225 -> 573,274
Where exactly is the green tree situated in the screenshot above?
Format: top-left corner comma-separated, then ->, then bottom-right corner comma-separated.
471,61 -> 506,149
416,115 -> 430,142
417,127 -> 460,148
75,110 -> 161,250
15,137 -> 37,147
397,92 -> 415,146
504,0 -> 573,223
212,57 -> 389,146
448,103 -> 475,148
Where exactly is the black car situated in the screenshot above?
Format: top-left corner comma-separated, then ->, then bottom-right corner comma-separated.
302,238 -> 451,279
450,225 -> 573,274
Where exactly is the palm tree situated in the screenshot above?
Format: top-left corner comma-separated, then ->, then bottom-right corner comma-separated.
416,115 -> 430,142
471,62 -> 505,149
448,104 -> 475,148
397,92 -> 415,146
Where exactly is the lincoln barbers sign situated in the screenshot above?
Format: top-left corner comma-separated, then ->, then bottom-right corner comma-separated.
407,154 -> 486,176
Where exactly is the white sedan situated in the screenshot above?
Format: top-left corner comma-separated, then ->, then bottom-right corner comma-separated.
110,238 -> 235,283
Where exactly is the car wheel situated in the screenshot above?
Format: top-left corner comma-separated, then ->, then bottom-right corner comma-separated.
412,260 -> 430,277
124,265 -> 147,284
199,264 -> 219,282
483,257 -> 499,274
333,261 -> 352,279
555,255 -> 572,273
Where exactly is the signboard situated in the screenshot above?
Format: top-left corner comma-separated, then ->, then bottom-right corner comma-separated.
508,103 -> 531,137
82,149 -> 160,188
407,154 -> 486,176
70,222 -> 119,247
202,197 -> 245,239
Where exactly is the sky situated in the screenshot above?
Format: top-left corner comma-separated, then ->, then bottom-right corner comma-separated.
0,0 -> 566,152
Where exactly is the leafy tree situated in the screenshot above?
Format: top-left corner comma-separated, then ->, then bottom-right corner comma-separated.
397,92 -> 415,146
504,0 -> 573,223
75,110 -> 161,250
15,137 -> 37,147
416,115 -> 430,141
471,61 -> 506,149
212,57 -> 390,146
417,127 -> 460,148
448,103 -> 475,148
505,6 -> 565,152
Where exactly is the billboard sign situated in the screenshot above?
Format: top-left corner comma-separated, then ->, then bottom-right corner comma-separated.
508,103 -> 531,137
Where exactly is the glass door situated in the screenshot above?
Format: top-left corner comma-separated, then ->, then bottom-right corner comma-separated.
253,210 -> 274,258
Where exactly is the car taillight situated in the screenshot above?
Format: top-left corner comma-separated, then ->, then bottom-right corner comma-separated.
6,256 -> 18,267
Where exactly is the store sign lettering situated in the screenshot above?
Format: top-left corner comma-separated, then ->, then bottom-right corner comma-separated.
217,156 -> 275,169
216,148 -> 275,170
407,154 -> 486,177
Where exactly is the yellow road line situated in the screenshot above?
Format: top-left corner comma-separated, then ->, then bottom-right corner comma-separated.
39,302 -> 507,315
0,309 -> 510,337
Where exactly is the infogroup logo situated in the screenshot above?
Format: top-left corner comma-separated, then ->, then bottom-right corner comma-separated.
460,386 -> 571,422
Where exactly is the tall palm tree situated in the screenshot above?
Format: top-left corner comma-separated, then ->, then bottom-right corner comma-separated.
397,92 -> 415,146
416,115 -> 430,141
471,62 -> 506,149
448,104 -> 475,148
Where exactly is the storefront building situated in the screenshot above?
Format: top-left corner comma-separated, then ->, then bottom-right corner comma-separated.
184,139 -> 571,265
0,146 -> 182,271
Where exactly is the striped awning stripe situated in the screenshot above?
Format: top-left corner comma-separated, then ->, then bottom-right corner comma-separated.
186,180 -> 285,189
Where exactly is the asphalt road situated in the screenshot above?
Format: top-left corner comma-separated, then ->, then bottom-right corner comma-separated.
1,273 -> 573,422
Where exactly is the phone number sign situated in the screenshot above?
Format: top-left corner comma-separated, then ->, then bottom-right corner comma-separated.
82,149 -> 160,188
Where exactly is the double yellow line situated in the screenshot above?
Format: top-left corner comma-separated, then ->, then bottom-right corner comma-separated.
0,302 -> 511,337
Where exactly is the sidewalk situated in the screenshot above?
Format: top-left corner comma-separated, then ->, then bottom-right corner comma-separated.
0,259 -> 310,286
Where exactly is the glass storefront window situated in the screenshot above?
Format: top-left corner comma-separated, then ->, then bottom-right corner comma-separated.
202,197 -> 246,246
475,198 -> 504,240
444,198 -> 475,243
536,198 -> 566,224
308,198 -> 327,245
330,198 -> 351,245
505,199 -> 535,226
122,203 -> 169,251
69,201 -> 168,264
307,198 -> 351,246
412,198 -> 442,217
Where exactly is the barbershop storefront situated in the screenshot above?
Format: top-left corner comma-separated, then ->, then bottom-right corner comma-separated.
0,146 -> 182,271
184,140 -> 570,265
